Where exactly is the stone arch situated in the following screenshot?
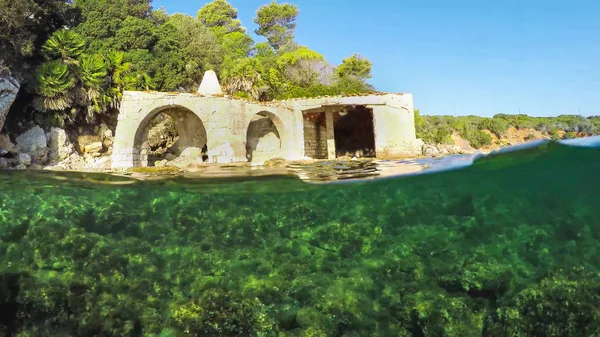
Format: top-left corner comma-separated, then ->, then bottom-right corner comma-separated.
133,105 -> 207,167
245,111 -> 286,163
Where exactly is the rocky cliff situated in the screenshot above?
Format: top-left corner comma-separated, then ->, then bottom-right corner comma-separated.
0,65 -> 20,132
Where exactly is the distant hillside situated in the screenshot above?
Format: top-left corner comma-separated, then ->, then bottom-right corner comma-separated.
415,111 -> 600,151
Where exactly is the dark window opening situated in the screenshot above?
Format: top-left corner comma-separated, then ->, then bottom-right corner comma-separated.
333,106 -> 376,158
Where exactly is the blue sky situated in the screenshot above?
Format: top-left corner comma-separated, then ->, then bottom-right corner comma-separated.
153,0 -> 600,117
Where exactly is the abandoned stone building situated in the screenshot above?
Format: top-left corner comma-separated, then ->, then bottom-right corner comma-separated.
111,70 -> 422,169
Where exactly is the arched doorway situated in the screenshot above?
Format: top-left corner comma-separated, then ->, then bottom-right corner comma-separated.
245,112 -> 283,163
134,106 -> 208,167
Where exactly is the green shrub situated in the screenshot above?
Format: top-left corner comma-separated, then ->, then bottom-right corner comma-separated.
478,118 -> 509,137
414,113 -> 600,146
463,129 -> 492,149
564,131 -> 577,139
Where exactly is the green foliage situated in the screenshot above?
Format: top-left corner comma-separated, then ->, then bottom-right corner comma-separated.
492,267 -> 600,336
114,16 -> 158,51
73,0 -> 152,52
254,1 -> 300,50
78,54 -> 107,88
565,131 -> 577,139
0,0 -> 77,74
150,13 -> 222,91
463,129 -> 492,148
41,29 -> 86,62
277,46 -> 325,67
416,112 -> 600,147
197,0 -> 244,38
333,75 -> 375,96
415,115 -> 455,145
169,288 -> 275,336
477,118 -> 508,137
6,0 -> 375,130
336,53 -> 372,80
221,31 -> 254,60
33,29 -> 146,123
272,46 -> 331,94
34,60 -> 76,111
222,58 -> 265,100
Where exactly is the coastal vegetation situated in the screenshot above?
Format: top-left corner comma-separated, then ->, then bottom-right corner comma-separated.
0,0 -> 374,135
415,110 -> 600,149
1,0 -> 596,151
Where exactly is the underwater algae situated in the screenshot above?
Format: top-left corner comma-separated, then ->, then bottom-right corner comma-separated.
1,142 -> 600,336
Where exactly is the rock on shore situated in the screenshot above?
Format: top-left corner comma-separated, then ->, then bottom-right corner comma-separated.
0,125 -> 114,171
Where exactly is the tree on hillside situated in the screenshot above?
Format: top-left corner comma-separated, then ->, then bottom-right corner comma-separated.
114,16 -> 158,51
0,0 -> 77,76
197,0 -> 244,38
254,1 -> 299,50
336,54 -> 372,80
151,14 -> 222,92
333,53 -> 374,94
73,0 -> 153,52
276,46 -> 330,87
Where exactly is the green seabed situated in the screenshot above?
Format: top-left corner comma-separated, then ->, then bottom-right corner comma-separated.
1,141 -> 600,336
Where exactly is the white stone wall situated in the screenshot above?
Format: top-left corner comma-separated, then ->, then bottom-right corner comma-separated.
112,91 -> 419,169
246,114 -> 282,163
112,92 -> 305,168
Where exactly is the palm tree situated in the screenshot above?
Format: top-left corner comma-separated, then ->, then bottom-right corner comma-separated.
126,71 -> 153,91
33,60 -> 75,111
35,29 -> 86,114
74,53 -> 107,120
102,51 -> 132,110
222,58 -> 266,100
34,31 -> 151,122
41,29 -> 85,64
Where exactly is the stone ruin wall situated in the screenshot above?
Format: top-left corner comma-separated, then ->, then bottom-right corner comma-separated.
302,113 -> 328,159
246,114 -> 282,163
111,70 -> 422,169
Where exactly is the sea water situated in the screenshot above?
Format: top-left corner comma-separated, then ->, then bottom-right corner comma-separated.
0,137 -> 600,337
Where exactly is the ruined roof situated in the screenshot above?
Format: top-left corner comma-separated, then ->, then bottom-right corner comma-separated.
272,91 -> 405,102
127,90 -> 405,104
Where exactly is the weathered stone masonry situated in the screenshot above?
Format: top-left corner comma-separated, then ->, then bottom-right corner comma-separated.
111,71 -> 422,169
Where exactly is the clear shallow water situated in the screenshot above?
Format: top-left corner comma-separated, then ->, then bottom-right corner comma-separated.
1,137 -> 600,336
